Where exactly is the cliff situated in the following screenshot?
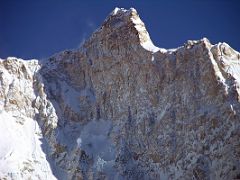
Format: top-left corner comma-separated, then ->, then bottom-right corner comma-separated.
0,8 -> 240,179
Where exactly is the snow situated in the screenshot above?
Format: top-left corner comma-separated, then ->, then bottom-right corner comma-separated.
0,111 -> 56,179
77,119 -> 116,176
111,7 -> 127,16
141,41 -> 161,53
130,11 -> 167,54
218,43 -> 240,83
112,7 -> 120,15
209,42 -> 240,96
131,16 -> 142,25
60,81 -> 81,112
58,81 -> 96,112
78,119 -> 115,160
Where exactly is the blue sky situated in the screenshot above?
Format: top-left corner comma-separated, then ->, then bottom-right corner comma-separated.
0,0 -> 239,59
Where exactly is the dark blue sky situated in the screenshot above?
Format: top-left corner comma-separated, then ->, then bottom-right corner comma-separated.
0,0 -> 239,59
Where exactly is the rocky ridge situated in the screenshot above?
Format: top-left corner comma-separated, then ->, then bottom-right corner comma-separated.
0,7 -> 240,179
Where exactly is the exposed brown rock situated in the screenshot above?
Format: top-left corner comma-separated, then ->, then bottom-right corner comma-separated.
0,7 -> 240,180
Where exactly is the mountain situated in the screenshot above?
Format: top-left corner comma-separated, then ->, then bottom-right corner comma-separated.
0,7 -> 240,180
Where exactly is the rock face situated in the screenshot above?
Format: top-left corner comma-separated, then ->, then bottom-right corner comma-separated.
0,7 -> 240,180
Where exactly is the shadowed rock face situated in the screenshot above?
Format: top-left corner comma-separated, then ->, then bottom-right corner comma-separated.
0,7 -> 240,180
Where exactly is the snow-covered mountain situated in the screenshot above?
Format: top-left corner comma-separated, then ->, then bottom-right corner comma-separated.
0,8 -> 240,179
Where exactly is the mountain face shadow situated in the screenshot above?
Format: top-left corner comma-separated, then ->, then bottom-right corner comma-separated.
32,59 -> 66,179
31,55 -> 117,179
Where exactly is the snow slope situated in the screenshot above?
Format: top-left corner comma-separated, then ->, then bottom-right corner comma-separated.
0,111 -> 56,179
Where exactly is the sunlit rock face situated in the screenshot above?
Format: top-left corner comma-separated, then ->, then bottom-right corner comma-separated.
0,7 -> 240,180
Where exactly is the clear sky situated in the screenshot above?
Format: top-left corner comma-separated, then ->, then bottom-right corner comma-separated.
0,0 -> 239,59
